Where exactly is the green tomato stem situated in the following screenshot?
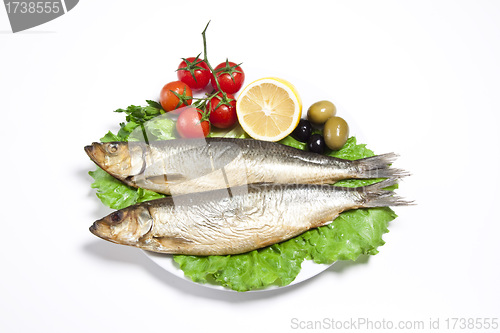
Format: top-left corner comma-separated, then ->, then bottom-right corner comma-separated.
201,21 -> 222,93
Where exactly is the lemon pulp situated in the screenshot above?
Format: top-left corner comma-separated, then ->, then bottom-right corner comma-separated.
236,77 -> 302,142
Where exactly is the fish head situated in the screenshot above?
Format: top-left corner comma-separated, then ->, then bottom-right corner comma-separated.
84,142 -> 144,179
89,206 -> 153,246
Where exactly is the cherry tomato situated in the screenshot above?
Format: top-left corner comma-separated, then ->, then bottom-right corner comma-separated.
176,56 -> 211,90
211,60 -> 245,94
176,108 -> 210,138
207,92 -> 237,129
160,81 -> 193,113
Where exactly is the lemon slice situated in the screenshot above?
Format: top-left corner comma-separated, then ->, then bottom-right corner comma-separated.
236,77 -> 302,141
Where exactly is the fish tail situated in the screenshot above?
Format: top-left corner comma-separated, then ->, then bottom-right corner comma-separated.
358,178 -> 413,208
354,153 -> 409,179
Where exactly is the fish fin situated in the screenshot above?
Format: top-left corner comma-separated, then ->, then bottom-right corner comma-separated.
146,174 -> 186,185
318,216 -> 339,227
355,153 -> 409,179
359,179 -> 414,207
153,236 -> 194,246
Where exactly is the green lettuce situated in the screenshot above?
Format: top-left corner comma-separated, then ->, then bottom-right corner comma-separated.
88,105 -> 397,291
207,124 -> 249,139
89,168 -> 165,210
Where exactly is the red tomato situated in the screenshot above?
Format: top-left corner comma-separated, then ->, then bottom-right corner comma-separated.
176,108 -> 210,138
207,92 -> 237,129
160,81 -> 193,113
177,56 -> 211,90
211,60 -> 245,94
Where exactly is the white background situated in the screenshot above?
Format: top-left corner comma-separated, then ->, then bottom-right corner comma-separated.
1,0 -> 499,332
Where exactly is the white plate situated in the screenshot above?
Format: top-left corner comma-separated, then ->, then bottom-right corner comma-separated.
141,66 -> 359,292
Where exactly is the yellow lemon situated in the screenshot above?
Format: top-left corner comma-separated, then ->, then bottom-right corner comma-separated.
236,77 -> 302,141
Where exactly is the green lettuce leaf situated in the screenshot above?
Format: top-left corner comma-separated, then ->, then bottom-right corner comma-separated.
303,207 -> 396,263
175,237 -> 311,291
278,135 -> 306,150
87,107 -> 398,291
144,117 -> 176,140
207,124 -> 249,139
89,167 -> 165,210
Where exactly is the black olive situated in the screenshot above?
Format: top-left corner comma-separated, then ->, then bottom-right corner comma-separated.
291,119 -> 313,142
307,134 -> 326,154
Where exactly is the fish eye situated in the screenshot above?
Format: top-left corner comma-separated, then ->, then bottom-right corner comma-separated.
108,143 -> 118,153
109,211 -> 123,224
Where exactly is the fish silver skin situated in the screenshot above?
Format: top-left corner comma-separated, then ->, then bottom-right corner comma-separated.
84,138 -> 405,195
89,179 -> 410,255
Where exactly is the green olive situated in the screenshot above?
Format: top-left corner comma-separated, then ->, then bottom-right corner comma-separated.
307,100 -> 336,125
324,116 -> 349,151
